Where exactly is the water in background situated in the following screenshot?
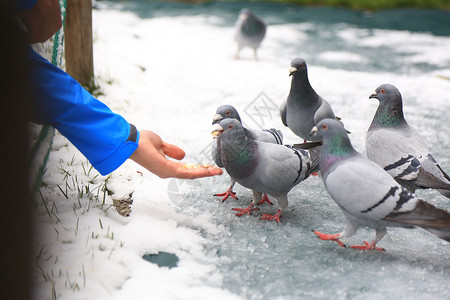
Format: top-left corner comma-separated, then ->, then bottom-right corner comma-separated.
99,0 -> 450,74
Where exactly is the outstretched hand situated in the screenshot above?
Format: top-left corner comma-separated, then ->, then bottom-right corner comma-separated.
129,130 -> 223,179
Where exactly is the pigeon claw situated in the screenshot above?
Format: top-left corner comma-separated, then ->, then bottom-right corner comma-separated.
260,209 -> 282,223
214,190 -> 238,202
232,203 -> 259,216
350,241 -> 385,252
257,194 -> 273,205
313,231 -> 346,248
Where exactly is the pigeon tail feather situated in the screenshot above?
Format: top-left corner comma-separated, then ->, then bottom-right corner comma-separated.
437,188 -> 450,199
385,199 -> 450,242
306,144 -> 321,174
422,228 -> 450,242
263,128 -> 284,145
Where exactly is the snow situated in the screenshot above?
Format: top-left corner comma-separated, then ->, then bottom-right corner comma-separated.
33,1 -> 450,299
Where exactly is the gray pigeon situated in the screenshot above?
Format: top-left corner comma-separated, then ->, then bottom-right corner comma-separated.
310,118 -> 450,250
366,84 -> 450,198
234,8 -> 266,60
212,104 -> 283,203
280,58 -> 342,142
212,118 -> 320,222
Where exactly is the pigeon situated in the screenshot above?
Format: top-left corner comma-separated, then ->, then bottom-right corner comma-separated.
234,8 -> 266,60
280,58 -> 343,142
366,84 -> 450,198
212,104 -> 283,203
310,118 -> 450,250
212,118 -> 320,222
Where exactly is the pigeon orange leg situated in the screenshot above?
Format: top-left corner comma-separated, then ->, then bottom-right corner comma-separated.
261,209 -> 282,223
313,231 -> 346,248
350,241 -> 385,252
232,203 -> 259,216
214,188 -> 238,202
257,193 -> 273,205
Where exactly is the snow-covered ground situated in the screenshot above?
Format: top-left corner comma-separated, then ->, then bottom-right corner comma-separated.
32,1 -> 450,299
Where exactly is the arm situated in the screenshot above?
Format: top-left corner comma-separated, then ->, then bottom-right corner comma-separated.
17,0 -> 62,43
27,47 -> 222,179
130,130 -> 223,179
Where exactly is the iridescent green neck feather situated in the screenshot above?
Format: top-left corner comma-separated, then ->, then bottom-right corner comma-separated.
370,102 -> 406,130
321,134 -> 356,176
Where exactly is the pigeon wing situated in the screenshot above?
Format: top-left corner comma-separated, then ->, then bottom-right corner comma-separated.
366,127 -> 427,181
280,99 -> 288,127
324,157 -> 418,221
313,98 -> 336,125
257,143 -> 304,193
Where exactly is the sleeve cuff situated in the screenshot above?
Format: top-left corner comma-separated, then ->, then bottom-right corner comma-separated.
93,125 -> 140,175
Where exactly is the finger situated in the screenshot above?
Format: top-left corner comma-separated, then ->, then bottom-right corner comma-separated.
178,165 -> 223,179
162,142 -> 185,160
165,161 -> 223,179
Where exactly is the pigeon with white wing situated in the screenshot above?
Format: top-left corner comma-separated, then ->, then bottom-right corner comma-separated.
310,118 -> 450,251
212,118 -> 320,222
366,84 -> 450,198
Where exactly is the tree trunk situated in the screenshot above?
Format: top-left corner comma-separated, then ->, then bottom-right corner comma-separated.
65,0 -> 94,87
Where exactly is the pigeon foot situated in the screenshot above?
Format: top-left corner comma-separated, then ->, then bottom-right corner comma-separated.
214,190 -> 238,202
257,194 -> 273,205
350,241 -> 385,252
313,231 -> 346,247
260,209 -> 282,223
232,203 -> 259,216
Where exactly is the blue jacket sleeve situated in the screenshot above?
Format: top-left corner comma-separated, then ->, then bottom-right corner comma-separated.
27,46 -> 139,175
11,0 -> 38,11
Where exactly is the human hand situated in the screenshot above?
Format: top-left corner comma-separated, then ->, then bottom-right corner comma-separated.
18,0 -> 62,44
129,130 -> 223,179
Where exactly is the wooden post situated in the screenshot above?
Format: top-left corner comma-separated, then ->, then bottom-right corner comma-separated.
65,0 -> 94,88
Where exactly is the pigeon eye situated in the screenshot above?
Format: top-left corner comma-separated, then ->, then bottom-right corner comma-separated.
380,89 -> 386,94
322,124 -> 328,130
227,124 -> 234,130
225,110 -> 231,116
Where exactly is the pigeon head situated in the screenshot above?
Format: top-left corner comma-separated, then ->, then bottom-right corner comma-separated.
369,84 -> 406,128
369,84 -> 402,106
211,118 -> 246,142
212,105 -> 242,125
289,58 -> 307,77
310,118 -> 349,141
239,8 -> 252,16
238,8 -> 253,21
310,119 -> 356,174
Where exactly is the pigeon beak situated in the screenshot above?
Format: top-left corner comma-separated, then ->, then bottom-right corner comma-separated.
310,126 -> 318,137
211,124 -> 224,137
238,14 -> 248,21
369,91 -> 378,99
289,67 -> 297,76
212,114 -> 223,125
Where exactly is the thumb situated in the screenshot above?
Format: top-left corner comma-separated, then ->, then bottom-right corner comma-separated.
162,142 -> 186,160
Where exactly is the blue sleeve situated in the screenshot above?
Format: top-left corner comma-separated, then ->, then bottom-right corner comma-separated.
27,46 -> 139,175
11,0 -> 38,11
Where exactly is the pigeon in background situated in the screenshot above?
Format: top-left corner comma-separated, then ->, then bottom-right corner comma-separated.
234,8 -> 266,60
212,118 -> 320,222
280,58 -> 344,142
310,119 -> 450,250
212,104 -> 283,203
366,84 -> 450,199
